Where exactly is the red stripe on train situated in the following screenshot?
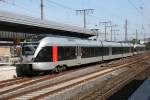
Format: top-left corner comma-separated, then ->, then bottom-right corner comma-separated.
52,46 -> 58,62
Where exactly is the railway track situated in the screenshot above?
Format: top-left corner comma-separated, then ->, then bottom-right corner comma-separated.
0,53 -> 144,84
0,54 -> 142,89
78,59 -> 150,100
0,53 -> 149,100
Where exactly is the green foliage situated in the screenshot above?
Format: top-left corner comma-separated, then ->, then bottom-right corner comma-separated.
131,39 -> 140,44
144,41 -> 150,49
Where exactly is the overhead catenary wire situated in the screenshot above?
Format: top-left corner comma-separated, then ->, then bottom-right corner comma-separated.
127,0 -> 150,23
127,0 -> 143,16
0,0 -> 40,17
127,0 -> 150,39
46,0 -> 113,22
46,0 -> 75,11
1,0 -> 149,40
0,0 -> 57,21
45,0 -> 137,34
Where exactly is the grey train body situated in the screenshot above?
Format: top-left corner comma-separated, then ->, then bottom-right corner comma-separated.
16,36 -> 145,76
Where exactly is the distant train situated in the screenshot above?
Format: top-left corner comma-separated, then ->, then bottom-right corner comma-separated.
15,35 -> 145,76
134,44 -> 145,54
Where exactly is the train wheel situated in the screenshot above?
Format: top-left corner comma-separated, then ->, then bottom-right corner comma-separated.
62,65 -> 67,71
57,66 -> 63,72
53,66 -> 59,73
54,65 -> 67,73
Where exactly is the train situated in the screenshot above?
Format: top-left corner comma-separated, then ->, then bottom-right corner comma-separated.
15,35 -> 146,76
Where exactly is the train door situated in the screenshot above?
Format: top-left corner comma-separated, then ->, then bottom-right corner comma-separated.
100,41 -> 103,62
77,46 -> 81,64
121,43 -> 124,58
109,46 -> 112,59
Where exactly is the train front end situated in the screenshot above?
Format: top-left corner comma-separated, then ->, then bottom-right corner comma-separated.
15,42 -> 39,76
21,42 -> 38,63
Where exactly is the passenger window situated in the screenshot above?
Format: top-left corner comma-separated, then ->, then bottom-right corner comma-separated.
58,46 -> 76,61
103,47 -> 109,56
81,47 -> 103,58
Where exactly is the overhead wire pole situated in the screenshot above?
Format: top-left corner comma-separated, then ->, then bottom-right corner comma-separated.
99,21 -> 111,41
91,29 -> 99,40
124,19 -> 128,42
107,24 -> 118,41
136,29 -> 138,41
112,30 -> 120,41
40,0 -> 44,20
76,9 -> 94,29
144,34 -> 146,44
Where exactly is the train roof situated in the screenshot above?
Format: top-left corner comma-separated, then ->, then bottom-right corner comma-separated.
38,36 -> 133,47
134,44 -> 145,48
40,36 -> 99,46
122,43 -> 134,47
34,36 -> 134,57
102,41 -> 121,47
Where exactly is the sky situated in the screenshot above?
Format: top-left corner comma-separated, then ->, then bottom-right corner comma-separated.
0,0 -> 150,41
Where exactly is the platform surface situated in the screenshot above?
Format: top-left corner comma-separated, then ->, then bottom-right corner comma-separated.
128,77 -> 150,100
0,66 -> 16,81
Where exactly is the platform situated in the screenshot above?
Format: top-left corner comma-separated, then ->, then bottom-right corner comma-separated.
128,77 -> 150,100
0,66 -> 16,81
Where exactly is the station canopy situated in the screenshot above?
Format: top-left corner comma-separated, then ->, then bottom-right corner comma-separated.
0,11 -> 95,41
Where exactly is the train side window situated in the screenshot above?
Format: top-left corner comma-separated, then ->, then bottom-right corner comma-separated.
118,47 -> 123,54
95,47 -> 98,56
81,46 -> 103,58
81,47 -> 93,58
81,47 -> 89,58
123,47 -> 128,53
112,47 -> 115,55
125,47 -> 130,53
112,47 -> 116,55
131,47 -> 134,52
58,46 -> 76,61
128,47 -> 130,53
81,47 -> 87,58
97,47 -> 103,56
103,47 -> 109,56
112,47 -> 123,55
94,47 -> 102,57
35,46 -> 52,62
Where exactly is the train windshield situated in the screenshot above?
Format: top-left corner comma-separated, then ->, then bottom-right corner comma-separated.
22,43 -> 38,55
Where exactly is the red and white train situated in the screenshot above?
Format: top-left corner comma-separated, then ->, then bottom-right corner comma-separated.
15,35 -> 145,76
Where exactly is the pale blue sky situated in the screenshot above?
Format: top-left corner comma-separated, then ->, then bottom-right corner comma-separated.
0,0 -> 150,41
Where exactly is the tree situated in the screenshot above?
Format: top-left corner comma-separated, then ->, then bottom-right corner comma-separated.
131,39 -> 140,44
144,41 -> 150,50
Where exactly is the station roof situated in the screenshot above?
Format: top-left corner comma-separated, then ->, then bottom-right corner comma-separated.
0,11 -> 95,38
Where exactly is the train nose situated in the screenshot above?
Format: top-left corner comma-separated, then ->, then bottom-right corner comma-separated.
21,56 -> 33,63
